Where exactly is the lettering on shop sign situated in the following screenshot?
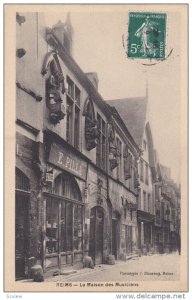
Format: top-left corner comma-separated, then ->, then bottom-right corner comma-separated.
48,143 -> 87,181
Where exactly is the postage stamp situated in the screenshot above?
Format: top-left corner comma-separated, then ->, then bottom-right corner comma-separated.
128,12 -> 167,59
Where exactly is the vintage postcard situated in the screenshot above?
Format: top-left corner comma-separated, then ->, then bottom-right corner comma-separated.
4,4 -> 188,293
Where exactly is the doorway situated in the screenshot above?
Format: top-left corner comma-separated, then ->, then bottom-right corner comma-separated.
112,211 -> 120,259
15,195 -> 29,279
89,206 -> 104,265
15,168 -> 30,280
125,225 -> 133,255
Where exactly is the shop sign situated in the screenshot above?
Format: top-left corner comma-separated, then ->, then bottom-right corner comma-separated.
46,172 -> 54,182
48,142 -> 87,181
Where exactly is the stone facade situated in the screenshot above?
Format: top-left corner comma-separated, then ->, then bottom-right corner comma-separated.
15,12 -> 180,280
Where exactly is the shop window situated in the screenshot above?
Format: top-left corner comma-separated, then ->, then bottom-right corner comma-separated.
66,76 -> 81,149
96,114 -> 106,170
66,202 -> 73,251
46,173 -> 83,256
46,198 -> 59,254
74,205 -> 83,251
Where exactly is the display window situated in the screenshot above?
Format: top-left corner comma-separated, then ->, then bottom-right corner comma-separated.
45,173 -> 84,265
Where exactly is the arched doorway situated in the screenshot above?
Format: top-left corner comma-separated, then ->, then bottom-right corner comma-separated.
45,172 -> 84,271
89,206 -> 104,265
15,168 -> 30,279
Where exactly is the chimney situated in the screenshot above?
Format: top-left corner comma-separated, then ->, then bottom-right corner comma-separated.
52,13 -> 74,55
86,72 -> 99,90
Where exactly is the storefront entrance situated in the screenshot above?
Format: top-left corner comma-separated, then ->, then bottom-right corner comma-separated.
89,206 -> 104,265
15,168 -> 30,280
44,173 -> 84,273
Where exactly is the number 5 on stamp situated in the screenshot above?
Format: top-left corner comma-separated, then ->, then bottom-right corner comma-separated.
127,12 -> 167,59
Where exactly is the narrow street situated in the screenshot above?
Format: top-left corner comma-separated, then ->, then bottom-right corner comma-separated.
45,252 -> 180,282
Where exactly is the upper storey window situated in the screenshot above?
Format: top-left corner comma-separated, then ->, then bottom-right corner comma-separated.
66,76 -> 81,149
116,137 -> 122,180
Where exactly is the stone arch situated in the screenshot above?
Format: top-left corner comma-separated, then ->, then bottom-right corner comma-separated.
53,172 -> 82,202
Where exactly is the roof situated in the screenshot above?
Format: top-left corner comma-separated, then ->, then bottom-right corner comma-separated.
106,97 -> 148,146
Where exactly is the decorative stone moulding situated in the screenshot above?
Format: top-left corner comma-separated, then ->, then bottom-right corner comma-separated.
83,97 -> 99,151
123,145 -> 132,180
108,125 -> 118,170
85,119 -> 99,150
49,102 -> 66,124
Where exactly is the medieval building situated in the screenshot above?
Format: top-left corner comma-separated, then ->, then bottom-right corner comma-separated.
15,12 -> 180,280
15,12 -> 141,279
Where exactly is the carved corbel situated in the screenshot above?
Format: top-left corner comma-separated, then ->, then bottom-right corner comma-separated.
42,51 -> 66,124
108,125 -> 118,170
123,145 -> 132,180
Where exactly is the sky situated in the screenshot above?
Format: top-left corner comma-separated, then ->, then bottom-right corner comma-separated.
45,6 -> 182,184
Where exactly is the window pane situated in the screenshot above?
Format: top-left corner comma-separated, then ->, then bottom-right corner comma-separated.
66,97 -> 73,144
96,132 -> 101,167
102,135 -> 106,169
74,107 -> 80,149
75,86 -> 80,106
67,77 -> 74,99
46,199 -> 59,254
102,119 -> 106,135
66,203 -> 73,251
61,201 -> 66,252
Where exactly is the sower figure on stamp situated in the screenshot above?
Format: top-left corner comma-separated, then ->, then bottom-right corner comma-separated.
135,16 -> 159,57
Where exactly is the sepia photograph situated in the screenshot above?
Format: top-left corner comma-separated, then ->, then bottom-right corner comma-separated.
4,3 -> 188,293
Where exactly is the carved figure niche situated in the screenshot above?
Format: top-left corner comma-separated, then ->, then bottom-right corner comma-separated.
123,145 -> 132,180
108,126 -> 118,170
42,51 -> 66,124
133,158 -> 140,188
83,98 -> 99,151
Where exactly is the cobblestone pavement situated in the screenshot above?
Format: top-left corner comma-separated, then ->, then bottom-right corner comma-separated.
45,252 -> 180,282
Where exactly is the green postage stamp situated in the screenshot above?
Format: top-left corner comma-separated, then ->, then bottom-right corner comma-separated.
128,12 -> 167,59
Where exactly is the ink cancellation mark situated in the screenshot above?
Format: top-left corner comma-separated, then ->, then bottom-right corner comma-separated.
127,12 -> 166,60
